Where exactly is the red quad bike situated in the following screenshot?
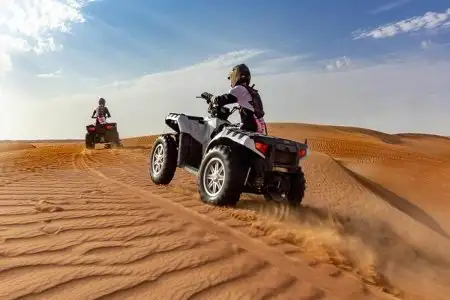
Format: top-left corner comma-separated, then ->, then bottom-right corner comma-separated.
85,116 -> 123,149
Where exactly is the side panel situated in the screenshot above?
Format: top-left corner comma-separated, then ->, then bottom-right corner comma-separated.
206,117 -> 229,130
177,133 -> 203,169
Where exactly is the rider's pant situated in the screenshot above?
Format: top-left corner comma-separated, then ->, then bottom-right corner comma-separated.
240,111 -> 258,132
240,115 -> 267,134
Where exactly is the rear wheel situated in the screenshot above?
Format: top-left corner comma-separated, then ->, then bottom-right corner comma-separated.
85,133 -> 95,149
198,145 -> 247,206
149,135 -> 178,185
112,130 -> 123,148
106,129 -> 122,148
264,167 -> 306,207
286,167 -> 306,206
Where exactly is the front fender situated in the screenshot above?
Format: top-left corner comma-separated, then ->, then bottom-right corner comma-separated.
165,113 -> 184,133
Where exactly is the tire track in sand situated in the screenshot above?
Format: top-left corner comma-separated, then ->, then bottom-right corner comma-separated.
0,146 -> 334,300
0,148 -> 255,300
87,148 -> 409,297
77,149 -> 396,300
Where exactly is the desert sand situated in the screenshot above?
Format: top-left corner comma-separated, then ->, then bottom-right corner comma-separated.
0,123 -> 449,300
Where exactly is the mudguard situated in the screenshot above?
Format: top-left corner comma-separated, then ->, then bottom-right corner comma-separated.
205,127 -> 310,160
165,113 -> 230,147
165,113 -> 203,132
205,127 -> 266,158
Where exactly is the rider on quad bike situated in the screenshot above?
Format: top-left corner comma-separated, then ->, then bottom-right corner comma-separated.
91,97 -> 111,126
201,64 -> 267,134
85,97 -> 122,149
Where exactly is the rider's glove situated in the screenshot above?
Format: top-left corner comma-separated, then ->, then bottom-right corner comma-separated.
201,92 -> 214,102
208,101 -> 215,111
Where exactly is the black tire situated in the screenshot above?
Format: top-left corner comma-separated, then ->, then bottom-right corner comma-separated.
111,138 -> 122,148
263,167 -> 306,207
85,133 -> 95,149
149,134 -> 178,185
105,129 -> 122,148
112,130 -> 123,147
115,140 -> 123,148
286,167 -> 306,207
198,145 -> 247,206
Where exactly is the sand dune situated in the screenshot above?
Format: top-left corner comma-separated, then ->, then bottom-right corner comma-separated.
0,123 -> 449,300
0,143 -> 36,153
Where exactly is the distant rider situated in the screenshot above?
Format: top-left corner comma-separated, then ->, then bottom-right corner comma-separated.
91,98 -> 111,125
201,64 -> 267,134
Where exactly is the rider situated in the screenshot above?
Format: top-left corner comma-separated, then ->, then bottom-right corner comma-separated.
91,97 -> 111,125
201,64 -> 267,134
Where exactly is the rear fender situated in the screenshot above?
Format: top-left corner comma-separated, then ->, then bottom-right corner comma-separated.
295,141 -> 309,161
205,129 -> 265,158
104,123 -> 116,130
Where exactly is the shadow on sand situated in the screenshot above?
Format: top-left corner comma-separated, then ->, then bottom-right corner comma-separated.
122,145 -> 152,150
90,145 -> 151,151
337,162 -> 450,241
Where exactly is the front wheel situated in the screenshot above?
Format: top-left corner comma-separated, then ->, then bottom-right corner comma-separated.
198,145 -> 247,206
149,134 -> 178,185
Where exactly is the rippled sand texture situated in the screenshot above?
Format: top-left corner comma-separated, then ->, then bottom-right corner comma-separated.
0,123 -> 449,300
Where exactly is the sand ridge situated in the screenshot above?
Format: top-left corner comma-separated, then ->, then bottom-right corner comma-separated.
0,123 -> 449,300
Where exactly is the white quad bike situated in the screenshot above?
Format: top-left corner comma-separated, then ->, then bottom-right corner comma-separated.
149,95 -> 309,207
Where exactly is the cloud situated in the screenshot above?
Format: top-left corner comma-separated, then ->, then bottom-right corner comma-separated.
369,0 -> 412,15
136,7 -> 235,50
353,8 -> 450,39
251,53 -> 313,75
37,69 -> 62,78
0,35 -> 32,72
4,49 -> 450,140
420,40 -> 431,50
0,0 -> 95,73
325,56 -> 352,71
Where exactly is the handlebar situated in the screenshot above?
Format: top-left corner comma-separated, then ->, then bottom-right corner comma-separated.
196,95 -> 238,112
196,95 -> 211,104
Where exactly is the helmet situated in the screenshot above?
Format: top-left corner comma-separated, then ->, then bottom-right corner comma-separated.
98,97 -> 106,106
228,64 -> 251,87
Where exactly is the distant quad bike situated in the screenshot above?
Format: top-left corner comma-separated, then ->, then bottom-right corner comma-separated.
149,95 -> 309,207
85,116 -> 123,149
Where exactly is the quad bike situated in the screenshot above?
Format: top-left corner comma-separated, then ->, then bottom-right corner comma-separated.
149,95 -> 309,207
85,116 -> 123,149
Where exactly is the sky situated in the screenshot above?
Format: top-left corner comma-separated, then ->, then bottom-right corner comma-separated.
0,0 -> 449,140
